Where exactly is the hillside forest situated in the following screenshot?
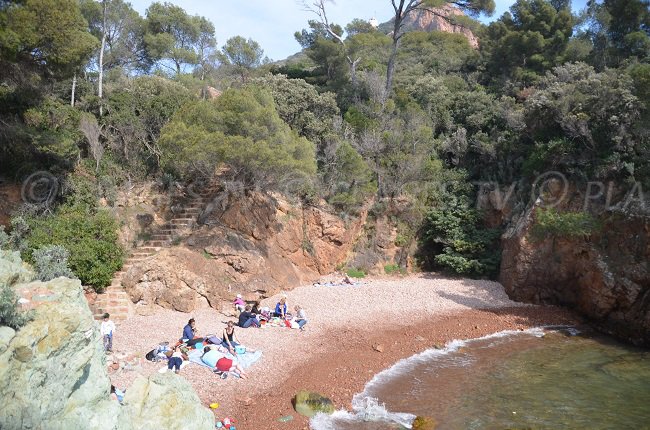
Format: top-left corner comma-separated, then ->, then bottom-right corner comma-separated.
0,0 -> 648,293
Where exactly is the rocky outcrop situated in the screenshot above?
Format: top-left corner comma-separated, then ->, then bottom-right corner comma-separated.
0,254 -> 214,429
393,5 -> 479,48
122,373 -> 215,429
123,247 -> 221,313
2,276 -> 123,429
0,249 -> 33,286
122,192 -> 367,312
499,189 -> 650,346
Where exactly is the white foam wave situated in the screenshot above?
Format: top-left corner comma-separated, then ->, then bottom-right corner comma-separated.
311,326 -> 572,430
361,327 -> 546,395
310,398 -> 415,430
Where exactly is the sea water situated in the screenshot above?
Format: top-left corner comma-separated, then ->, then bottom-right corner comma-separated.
311,327 -> 650,430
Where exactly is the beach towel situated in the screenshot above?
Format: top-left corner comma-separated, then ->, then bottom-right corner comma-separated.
188,347 -> 262,373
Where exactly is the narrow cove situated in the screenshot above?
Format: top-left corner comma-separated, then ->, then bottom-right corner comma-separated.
312,327 -> 650,429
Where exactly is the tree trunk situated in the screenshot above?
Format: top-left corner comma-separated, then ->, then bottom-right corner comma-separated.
385,8 -> 405,102
349,58 -> 358,89
70,73 -> 77,107
385,40 -> 400,102
98,0 -> 107,116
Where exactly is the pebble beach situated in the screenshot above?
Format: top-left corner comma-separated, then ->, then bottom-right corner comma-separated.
109,274 -> 578,429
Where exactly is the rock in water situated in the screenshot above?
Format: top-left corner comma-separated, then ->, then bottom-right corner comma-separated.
0,251 -> 214,430
121,373 -> 215,429
292,391 -> 335,417
412,415 -> 437,430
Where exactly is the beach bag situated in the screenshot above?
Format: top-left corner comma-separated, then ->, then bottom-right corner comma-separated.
145,349 -> 157,361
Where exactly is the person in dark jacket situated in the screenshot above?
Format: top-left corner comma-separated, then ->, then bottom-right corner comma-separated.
238,305 -> 259,328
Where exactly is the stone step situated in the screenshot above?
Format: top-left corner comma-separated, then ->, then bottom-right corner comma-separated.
94,312 -> 128,321
149,235 -> 171,241
138,247 -> 161,252
160,224 -> 182,230
144,240 -> 168,247
131,252 -> 155,258
125,257 -> 146,263
170,218 -> 195,222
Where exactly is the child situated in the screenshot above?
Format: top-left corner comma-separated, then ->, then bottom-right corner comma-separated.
294,305 -> 308,331
233,294 -> 245,314
101,313 -> 116,353
167,345 -> 186,374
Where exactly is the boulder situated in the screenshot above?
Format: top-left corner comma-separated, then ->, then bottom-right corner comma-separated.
292,391 -> 335,417
121,373 -> 215,430
412,415 -> 437,430
0,277 -> 122,430
0,253 -> 214,430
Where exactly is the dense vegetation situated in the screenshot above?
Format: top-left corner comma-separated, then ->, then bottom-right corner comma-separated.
0,0 -> 648,285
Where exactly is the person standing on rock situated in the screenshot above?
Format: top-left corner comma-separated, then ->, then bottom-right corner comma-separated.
101,313 -> 116,353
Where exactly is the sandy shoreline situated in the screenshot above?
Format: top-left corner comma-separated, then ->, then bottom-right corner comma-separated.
108,274 -> 579,429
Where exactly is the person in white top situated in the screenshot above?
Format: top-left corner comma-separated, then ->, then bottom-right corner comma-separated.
100,313 -> 116,352
294,305 -> 308,331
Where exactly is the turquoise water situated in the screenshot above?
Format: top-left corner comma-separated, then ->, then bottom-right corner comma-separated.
312,328 -> 650,430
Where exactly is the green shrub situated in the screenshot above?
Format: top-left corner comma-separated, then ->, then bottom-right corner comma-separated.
531,208 -> 600,240
0,283 -> 33,330
32,245 -> 75,281
159,87 -> 317,189
346,268 -> 366,278
6,217 -> 30,253
420,199 -> 501,278
384,264 -> 405,275
24,205 -> 124,292
0,250 -> 34,330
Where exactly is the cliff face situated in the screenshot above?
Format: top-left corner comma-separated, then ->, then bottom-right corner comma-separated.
499,189 -> 650,346
122,192 -> 367,313
0,253 -> 214,430
394,5 -> 479,48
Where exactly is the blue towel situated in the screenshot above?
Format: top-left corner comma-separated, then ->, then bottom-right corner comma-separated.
188,347 -> 262,372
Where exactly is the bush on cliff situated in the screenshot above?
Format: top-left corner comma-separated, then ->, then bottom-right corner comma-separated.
24,204 -> 124,292
32,245 -> 75,281
531,208 -> 600,240
0,250 -> 34,330
0,284 -> 33,330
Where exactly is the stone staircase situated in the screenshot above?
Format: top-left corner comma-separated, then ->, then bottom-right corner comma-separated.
91,184 -> 218,321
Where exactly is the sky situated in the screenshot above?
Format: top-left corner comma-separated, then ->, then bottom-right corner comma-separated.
129,0 -> 589,61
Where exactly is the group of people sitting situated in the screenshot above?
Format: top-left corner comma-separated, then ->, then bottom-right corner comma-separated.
157,293 -> 307,378
171,318 -> 249,378
234,294 -> 308,331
